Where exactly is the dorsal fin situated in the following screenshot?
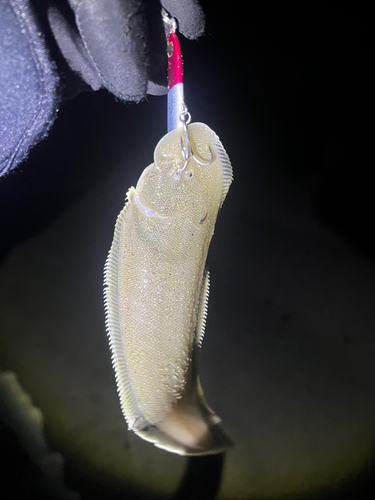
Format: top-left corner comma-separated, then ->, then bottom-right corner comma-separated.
196,270 -> 210,348
103,187 -> 141,427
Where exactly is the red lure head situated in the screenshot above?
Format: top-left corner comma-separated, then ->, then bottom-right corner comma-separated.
167,32 -> 183,91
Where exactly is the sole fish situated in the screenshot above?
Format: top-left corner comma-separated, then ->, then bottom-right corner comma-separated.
104,123 -> 233,455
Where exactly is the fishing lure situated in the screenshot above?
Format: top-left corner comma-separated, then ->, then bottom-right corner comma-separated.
104,12 -> 233,456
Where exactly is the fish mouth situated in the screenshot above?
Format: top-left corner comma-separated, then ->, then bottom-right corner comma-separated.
134,192 -> 159,217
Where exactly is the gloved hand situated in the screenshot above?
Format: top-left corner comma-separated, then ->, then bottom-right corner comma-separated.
0,0 -> 205,176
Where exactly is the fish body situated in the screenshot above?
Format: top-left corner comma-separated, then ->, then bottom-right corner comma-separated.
104,123 -> 233,455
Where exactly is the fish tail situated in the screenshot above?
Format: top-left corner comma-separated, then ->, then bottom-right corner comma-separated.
134,380 -> 233,456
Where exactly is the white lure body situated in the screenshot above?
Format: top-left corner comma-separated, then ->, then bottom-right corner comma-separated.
104,123 -> 233,455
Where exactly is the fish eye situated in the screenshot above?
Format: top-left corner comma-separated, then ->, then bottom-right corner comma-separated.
184,171 -> 193,179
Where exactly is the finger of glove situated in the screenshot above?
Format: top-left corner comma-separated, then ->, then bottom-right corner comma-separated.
68,0 -> 149,102
48,6 -> 102,92
160,0 -> 205,40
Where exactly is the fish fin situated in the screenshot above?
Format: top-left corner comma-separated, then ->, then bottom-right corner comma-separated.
103,187 -> 140,427
196,270 -> 210,348
132,363 -> 234,456
213,133 -> 233,206
135,417 -> 233,456
133,372 -> 233,456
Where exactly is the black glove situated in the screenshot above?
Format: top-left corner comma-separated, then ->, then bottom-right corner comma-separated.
0,0 -> 205,175
48,0 -> 205,99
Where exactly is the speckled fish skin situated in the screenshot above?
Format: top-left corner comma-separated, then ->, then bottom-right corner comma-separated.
104,123 -> 233,455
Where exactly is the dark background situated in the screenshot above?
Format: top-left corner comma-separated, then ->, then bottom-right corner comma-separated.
0,1 -> 374,499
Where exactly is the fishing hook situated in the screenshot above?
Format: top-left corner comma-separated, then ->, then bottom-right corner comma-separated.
179,106 -> 214,167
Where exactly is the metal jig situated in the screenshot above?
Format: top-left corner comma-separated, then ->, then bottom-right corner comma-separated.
163,9 -> 214,177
